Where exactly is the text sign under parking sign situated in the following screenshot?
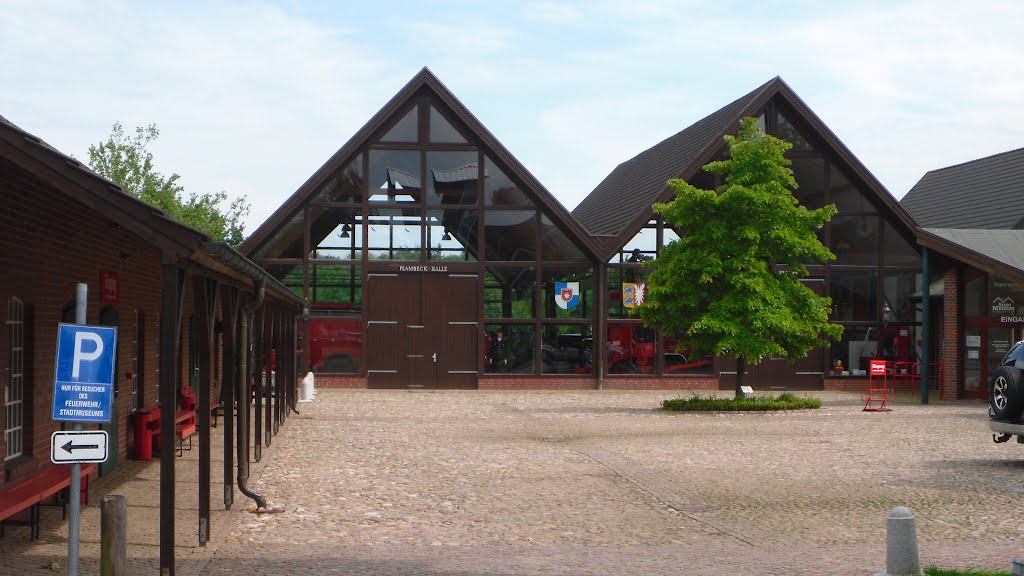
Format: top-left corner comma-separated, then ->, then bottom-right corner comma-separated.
52,324 -> 117,423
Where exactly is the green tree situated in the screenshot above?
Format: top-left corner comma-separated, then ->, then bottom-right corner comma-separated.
636,117 -> 843,397
88,123 -> 249,245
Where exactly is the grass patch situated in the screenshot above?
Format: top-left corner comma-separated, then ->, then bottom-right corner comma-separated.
924,567 -> 1012,576
661,392 -> 822,412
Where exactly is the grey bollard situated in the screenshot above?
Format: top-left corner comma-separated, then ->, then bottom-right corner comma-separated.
876,506 -> 921,576
100,495 -> 127,576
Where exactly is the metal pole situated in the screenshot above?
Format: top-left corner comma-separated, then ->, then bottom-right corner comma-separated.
921,247 -> 930,404
68,282 -> 87,576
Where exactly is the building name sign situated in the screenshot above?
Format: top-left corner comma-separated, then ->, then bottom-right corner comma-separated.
397,265 -> 449,273
1000,316 -> 1024,324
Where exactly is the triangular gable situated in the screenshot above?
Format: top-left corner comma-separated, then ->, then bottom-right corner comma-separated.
901,147 -> 1024,230
241,67 -> 600,260
573,77 -> 920,262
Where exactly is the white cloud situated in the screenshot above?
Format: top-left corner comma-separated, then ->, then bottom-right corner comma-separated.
525,1 -> 584,24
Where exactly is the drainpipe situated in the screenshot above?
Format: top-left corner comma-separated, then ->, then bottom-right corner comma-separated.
237,279 -> 268,508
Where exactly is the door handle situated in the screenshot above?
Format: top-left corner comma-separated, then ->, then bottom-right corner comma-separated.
432,353 -> 437,363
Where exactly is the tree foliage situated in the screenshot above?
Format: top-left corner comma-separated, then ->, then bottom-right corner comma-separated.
635,117 -> 843,396
88,123 -> 249,245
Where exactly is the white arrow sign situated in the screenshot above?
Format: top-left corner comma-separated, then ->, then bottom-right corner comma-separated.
51,430 -> 108,464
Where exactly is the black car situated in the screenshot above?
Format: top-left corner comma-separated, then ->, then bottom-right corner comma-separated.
990,340 -> 1024,421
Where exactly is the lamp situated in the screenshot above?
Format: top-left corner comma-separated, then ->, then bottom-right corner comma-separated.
339,223 -> 353,239
442,230 -> 452,241
882,302 -> 892,325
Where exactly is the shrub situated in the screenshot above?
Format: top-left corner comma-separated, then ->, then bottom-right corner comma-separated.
661,392 -> 821,412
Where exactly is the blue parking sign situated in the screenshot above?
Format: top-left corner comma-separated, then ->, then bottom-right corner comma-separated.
52,324 -> 117,423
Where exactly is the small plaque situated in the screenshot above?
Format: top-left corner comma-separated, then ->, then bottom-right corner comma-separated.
740,386 -> 754,395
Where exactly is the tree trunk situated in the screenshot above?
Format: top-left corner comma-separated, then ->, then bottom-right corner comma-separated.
735,355 -> 746,398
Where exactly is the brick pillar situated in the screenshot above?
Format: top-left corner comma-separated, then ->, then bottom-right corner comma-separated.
941,268 -> 960,400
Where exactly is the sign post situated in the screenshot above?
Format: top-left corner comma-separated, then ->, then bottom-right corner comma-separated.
53,283 -> 117,576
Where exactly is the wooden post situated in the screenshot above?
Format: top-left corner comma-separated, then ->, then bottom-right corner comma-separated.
100,495 -> 127,576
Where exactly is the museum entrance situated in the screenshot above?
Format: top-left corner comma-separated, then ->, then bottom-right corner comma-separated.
364,270 -> 479,389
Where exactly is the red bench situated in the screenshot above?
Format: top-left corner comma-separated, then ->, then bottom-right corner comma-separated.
149,409 -> 196,457
0,463 -> 96,540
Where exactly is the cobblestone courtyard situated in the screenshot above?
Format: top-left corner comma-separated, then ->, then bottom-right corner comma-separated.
3,389 -> 1023,575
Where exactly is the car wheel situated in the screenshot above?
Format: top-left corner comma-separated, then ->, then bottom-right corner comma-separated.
990,366 -> 1024,421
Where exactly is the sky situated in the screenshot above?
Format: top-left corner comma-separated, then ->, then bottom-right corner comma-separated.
3,0 -> 1023,236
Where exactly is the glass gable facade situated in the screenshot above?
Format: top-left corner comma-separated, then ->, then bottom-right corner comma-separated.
250,89 -> 592,376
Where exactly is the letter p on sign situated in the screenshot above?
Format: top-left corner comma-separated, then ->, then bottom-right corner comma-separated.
72,331 -> 104,378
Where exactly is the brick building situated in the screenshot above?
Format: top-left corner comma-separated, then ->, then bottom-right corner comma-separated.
0,113 -> 304,573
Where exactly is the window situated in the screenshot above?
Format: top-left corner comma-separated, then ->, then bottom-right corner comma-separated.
5,298 -> 24,461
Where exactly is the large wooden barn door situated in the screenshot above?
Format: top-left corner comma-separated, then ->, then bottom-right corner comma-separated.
365,272 -> 479,389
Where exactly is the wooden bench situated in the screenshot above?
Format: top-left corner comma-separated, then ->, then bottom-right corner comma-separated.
0,463 -> 96,540
148,409 -> 197,457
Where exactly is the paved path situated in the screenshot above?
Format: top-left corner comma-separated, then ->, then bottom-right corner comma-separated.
198,390 -> 1023,575
3,389 -> 1022,575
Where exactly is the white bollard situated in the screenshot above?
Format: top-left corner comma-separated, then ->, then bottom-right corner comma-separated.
299,371 -> 315,403
875,506 -> 922,576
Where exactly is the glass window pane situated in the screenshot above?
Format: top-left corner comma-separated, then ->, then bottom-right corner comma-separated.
831,325 -> 869,375
883,271 -> 920,323
831,163 -> 876,214
367,207 -> 422,260
607,266 -> 649,319
989,276 -> 1024,316
777,111 -> 814,152
484,323 -> 535,374
606,323 -> 653,374
791,157 -> 825,209
484,210 -> 536,261
484,155 -> 531,207
662,226 -> 680,251
309,206 -> 361,259
428,151 -> 478,205
311,155 -> 363,203
380,106 -> 418,143
427,209 -> 477,261
883,222 -> 919,267
541,324 -> 593,374
369,150 -> 421,203
308,315 -> 362,374
252,212 -> 305,259
484,268 -> 536,319
429,105 -> 467,144
541,267 -> 593,319
610,220 -> 657,264
830,269 -> 879,322
832,215 -> 879,265
309,264 -> 362,308
541,215 -> 587,261
664,330 -> 713,375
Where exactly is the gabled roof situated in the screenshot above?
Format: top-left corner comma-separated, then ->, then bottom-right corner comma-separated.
241,67 -> 600,260
901,147 -> 1024,229
572,77 -> 919,261
918,228 -> 1024,283
572,79 -> 774,241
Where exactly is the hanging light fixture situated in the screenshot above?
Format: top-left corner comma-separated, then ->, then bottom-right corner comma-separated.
339,223 -> 353,239
442,230 -> 452,241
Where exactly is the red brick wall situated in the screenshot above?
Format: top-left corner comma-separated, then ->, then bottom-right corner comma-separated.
312,374 -> 720,391
0,164 -> 163,481
942,268 -> 960,400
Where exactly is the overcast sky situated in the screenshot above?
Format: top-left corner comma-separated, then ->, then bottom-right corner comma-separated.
3,0 -> 1023,235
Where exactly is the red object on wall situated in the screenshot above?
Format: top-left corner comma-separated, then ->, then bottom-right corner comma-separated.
101,271 -> 120,303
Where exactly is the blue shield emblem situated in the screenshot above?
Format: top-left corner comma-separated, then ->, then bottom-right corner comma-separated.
555,281 -> 580,310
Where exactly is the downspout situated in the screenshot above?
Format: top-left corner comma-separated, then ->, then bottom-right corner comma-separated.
237,279 -> 268,508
